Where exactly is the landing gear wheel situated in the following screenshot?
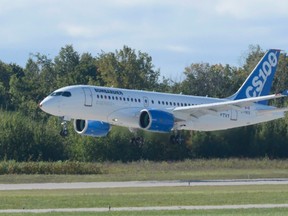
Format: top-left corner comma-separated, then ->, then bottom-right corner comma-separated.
60,129 -> 68,137
135,137 -> 144,145
60,119 -> 68,137
130,137 -> 144,145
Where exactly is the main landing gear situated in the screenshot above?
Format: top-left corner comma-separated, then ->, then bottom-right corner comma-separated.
60,118 -> 68,137
129,128 -> 144,145
170,132 -> 184,145
130,136 -> 144,145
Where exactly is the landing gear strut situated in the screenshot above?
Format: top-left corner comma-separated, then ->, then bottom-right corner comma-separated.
129,128 -> 144,145
130,136 -> 144,145
170,132 -> 184,144
60,119 -> 68,137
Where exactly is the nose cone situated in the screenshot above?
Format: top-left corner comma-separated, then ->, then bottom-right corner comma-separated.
39,96 -> 61,116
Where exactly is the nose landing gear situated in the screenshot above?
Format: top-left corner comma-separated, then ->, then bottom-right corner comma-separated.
60,117 -> 69,137
60,121 -> 68,137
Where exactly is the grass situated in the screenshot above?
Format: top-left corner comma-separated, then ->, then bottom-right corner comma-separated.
1,159 -> 288,215
0,161 -> 104,175
1,185 -> 288,209
0,168 -> 286,184
1,159 -> 288,183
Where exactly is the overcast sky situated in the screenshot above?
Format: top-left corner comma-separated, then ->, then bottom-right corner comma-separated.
0,0 -> 287,79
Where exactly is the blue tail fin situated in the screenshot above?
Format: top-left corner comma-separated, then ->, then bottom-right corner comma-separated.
230,49 -> 281,105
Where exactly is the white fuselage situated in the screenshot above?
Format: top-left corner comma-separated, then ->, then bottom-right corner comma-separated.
40,85 -> 285,132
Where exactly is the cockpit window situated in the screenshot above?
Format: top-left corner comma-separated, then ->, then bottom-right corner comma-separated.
50,91 -> 71,97
62,91 -> 72,97
50,92 -> 62,96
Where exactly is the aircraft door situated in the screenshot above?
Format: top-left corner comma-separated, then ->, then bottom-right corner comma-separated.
230,110 -> 238,121
143,96 -> 149,108
82,87 -> 93,107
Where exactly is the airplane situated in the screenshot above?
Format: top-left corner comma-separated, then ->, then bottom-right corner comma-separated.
39,49 -> 288,142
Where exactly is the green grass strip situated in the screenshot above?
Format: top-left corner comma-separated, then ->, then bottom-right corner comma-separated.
1,185 -> 288,209
1,159 -> 288,183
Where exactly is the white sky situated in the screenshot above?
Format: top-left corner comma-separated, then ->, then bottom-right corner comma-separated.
0,0 -> 287,79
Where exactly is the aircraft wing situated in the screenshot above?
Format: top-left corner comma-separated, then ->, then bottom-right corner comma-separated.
173,91 -> 288,120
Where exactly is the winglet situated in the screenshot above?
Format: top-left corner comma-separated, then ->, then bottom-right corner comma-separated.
230,49 -> 281,105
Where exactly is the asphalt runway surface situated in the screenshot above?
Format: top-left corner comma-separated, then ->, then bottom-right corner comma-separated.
1,178 -> 288,190
1,179 -> 288,213
1,204 -> 288,213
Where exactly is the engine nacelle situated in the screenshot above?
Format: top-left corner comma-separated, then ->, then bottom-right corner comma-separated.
139,109 -> 174,132
74,119 -> 110,137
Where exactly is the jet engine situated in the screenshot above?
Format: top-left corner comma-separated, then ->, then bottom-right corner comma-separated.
139,109 -> 174,132
74,119 -> 111,137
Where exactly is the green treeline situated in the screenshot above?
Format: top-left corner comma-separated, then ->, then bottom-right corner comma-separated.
1,45 -> 288,162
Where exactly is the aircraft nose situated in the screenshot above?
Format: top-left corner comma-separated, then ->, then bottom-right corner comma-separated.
39,97 -> 51,112
39,100 -> 44,109
39,97 -> 61,116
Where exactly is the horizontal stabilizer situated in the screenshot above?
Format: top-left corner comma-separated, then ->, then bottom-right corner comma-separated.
174,91 -> 288,119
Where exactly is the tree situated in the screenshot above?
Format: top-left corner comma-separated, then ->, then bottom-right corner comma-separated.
271,52 -> 288,99
54,45 -> 80,87
74,53 -> 100,85
242,45 -> 264,74
2,44 -> 288,162
0,61 -> 12,109
32,53 -> 57,94
96,45 -> 160,90
181,63 -> 237,98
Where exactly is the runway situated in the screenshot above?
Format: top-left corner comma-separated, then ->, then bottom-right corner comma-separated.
1,178 -> 288,190
1,179 -> 288,213
1,204 -> 288,213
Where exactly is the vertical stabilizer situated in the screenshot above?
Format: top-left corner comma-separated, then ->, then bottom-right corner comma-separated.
230,49 -> 281,105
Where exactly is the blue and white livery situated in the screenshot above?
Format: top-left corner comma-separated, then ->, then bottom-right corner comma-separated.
39,49 -> 288,137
